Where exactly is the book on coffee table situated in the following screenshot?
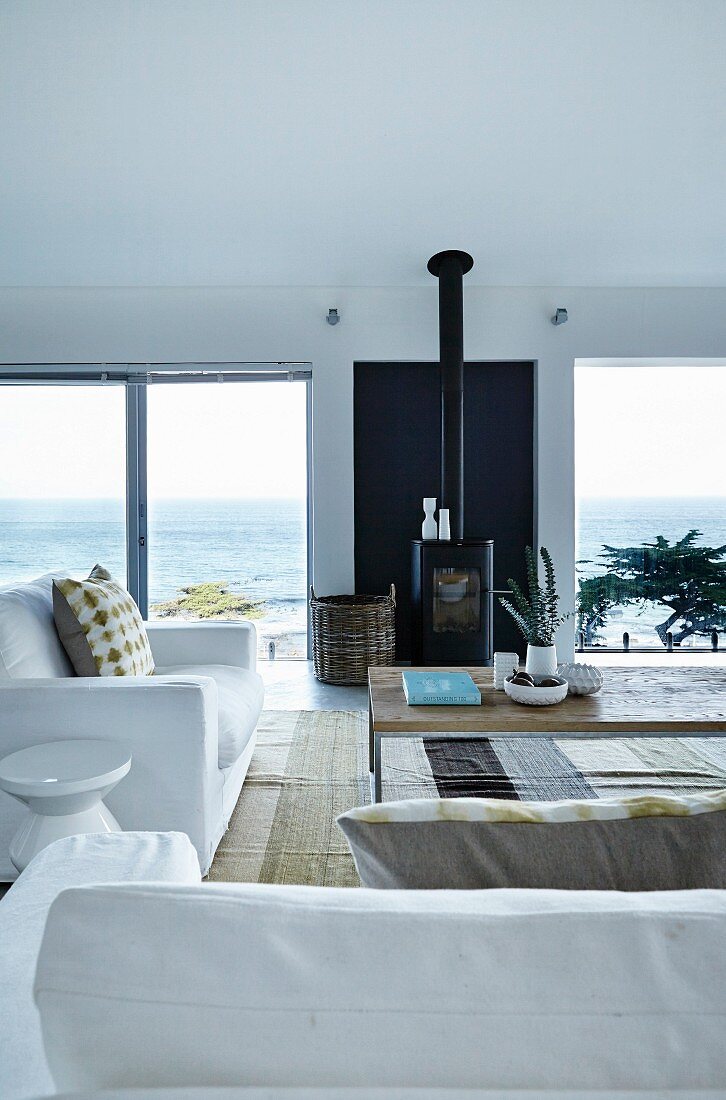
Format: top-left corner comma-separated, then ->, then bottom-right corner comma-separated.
402,670 -> 481,706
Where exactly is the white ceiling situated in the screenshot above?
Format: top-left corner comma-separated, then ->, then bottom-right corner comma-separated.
2,0 -> 725,287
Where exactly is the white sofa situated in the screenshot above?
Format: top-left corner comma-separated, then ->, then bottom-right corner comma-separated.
33,879 -> 726,1095
3,831 -> 726,1099
0,574 -> 264,878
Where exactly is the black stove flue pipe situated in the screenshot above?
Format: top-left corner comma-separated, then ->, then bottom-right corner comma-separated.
427,249 -> 474,541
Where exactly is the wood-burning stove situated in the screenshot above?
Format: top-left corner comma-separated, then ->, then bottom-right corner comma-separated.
410,250 -> 494,666
411,538 -> 493,665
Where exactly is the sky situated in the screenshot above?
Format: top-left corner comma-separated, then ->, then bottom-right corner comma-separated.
0,381 -> 308,498
575,366 -> 726,498
0,367 -> 723,500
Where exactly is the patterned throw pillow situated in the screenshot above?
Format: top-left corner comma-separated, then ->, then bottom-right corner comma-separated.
52,565 -> 155,677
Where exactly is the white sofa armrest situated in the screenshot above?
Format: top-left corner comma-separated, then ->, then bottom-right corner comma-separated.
145,620 -> 258,672
0,832 -> 201,1100
0,676 -> 221,873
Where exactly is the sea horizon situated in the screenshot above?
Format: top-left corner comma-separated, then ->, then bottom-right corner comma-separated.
1,494 -> 723,652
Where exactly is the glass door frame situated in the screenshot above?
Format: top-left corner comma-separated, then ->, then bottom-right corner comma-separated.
0,363 -> 313,652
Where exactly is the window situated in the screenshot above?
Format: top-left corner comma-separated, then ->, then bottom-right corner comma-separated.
0,367 -> 311,657
0,385 -> 126,585
575,364 -> 726,650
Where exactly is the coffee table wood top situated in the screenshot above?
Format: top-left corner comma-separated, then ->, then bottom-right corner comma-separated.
368,665 -> 726,736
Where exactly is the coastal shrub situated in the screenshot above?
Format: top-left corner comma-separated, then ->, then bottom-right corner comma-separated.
577,531 -> 726,646
151,581 -> 263,620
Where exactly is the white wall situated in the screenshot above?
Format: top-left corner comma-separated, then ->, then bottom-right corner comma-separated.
2,284 -> 726,658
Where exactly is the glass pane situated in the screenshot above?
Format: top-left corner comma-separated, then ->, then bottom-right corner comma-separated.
575,365 -> 726,649
433,567 -> 481,633
146,382 -> 308,659
0,385 -> 126,585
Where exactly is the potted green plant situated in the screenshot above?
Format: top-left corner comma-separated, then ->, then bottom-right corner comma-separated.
500,546 -> 568,678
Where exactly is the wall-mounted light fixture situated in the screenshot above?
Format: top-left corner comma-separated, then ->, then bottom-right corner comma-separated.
326,308 -> 340,326
551,307 -> 568,326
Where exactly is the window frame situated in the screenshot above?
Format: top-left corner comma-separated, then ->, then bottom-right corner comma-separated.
574,358 -> 725,655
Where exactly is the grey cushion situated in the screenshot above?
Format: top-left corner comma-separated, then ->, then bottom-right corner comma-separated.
338,794 -> 726,890
52,581 -> 97,676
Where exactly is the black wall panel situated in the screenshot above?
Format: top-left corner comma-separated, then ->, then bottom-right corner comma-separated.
354,361 -> 535,659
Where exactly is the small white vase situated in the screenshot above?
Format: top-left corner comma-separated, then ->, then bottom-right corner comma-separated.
525,643 -> 557,680
438,508 -> 451,540
422,497 -> 438,540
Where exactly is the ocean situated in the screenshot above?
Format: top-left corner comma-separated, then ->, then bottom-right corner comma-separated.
1,495 -> 724,654
0,498 -> 308,656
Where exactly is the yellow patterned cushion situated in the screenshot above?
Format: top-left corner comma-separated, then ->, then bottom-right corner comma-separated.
345,789 -> 726,824
52,565 -> 155,677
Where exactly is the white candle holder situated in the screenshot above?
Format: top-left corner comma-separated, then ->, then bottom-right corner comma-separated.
494,651 -> 520,689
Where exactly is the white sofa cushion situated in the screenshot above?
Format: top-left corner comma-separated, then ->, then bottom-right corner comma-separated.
156,664 -> 264,767
0,573 -> 73,678
35,882 -> 726,1093
0,831 -> 200,1100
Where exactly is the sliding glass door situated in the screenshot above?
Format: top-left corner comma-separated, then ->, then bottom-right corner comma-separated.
145,379 -> 309,657
0,367 -> 311,657
575,364 -> 726,651
0,384 -> 126,585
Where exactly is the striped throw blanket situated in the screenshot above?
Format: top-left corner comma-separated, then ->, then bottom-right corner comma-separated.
384,734 -> 726,802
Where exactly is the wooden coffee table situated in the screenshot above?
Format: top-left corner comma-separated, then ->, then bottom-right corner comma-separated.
367,665 -> 726,802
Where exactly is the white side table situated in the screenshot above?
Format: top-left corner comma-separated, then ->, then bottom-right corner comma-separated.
0,740 -> 132,872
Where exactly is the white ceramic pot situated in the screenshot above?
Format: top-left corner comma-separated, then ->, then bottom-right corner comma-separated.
525,643 -> 558,679
557,661 -> 603,695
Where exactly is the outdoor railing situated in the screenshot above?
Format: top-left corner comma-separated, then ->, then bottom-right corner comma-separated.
577,629 -> 721,653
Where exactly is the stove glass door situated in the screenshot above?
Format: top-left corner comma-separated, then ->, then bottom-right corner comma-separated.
432,567 -> 481,634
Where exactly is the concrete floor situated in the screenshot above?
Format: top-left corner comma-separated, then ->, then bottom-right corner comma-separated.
261,660 -> 367,711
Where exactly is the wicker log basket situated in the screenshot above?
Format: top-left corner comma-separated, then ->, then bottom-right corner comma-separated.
310,585 -> 396,685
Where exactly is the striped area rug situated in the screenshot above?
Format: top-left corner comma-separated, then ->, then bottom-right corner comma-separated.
207,709 -> 726,887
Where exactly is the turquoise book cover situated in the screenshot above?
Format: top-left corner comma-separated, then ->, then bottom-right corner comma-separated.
402,670 -> 481,705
